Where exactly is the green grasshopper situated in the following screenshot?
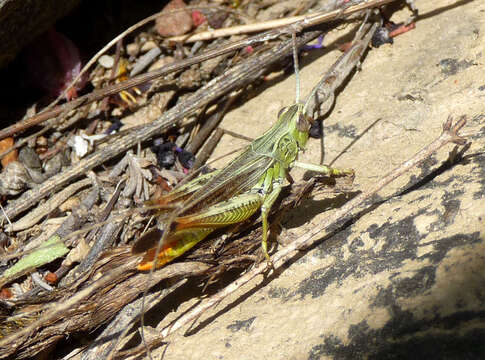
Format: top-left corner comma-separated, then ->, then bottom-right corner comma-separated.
132,33 -> 356,271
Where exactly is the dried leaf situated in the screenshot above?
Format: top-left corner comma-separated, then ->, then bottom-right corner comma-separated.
0,137 -> 18,168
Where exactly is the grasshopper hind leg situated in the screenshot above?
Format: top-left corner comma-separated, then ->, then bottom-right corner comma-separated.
136,227 -> 215,271
260,171 -> 284,263
138,193 -> 264,270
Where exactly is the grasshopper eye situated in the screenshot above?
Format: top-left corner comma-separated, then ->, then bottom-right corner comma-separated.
296,113 -> 312,132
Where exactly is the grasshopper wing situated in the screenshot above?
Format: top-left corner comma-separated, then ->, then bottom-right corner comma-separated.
180,149 -> 274,215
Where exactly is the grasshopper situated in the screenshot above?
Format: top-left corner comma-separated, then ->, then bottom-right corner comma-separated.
132,33 -> 357,271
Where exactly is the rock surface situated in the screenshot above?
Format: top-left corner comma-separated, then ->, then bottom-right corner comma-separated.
155,1 -> 485,359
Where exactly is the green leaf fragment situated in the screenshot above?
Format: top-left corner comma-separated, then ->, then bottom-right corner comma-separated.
2,235 -> 69,279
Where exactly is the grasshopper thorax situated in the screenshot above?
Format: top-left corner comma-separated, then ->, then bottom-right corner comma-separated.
262,102 -> 312,167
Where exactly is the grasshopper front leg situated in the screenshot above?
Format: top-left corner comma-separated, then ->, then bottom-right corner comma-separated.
292,161 -> 354,177
259,162 -> 352,261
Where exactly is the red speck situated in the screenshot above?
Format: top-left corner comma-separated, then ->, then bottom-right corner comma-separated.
44,272 -> 58,284
245,46 -> 254,54
192,10 -> 206,27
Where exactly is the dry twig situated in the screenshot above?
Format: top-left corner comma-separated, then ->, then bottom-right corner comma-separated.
169,0 -> 397,42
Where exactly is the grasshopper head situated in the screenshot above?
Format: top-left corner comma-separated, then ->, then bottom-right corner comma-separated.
291,104 -> 313,149
275,103 -> 313,152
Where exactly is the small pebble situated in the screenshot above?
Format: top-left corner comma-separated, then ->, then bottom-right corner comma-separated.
148,56 -> 175,72
98,55 -> 114,69
140,40 -> 158,53
155,0 -> 193,37
126,43 -> 140,57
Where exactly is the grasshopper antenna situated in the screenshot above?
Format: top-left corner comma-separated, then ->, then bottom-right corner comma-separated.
292,31 -> 301,104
